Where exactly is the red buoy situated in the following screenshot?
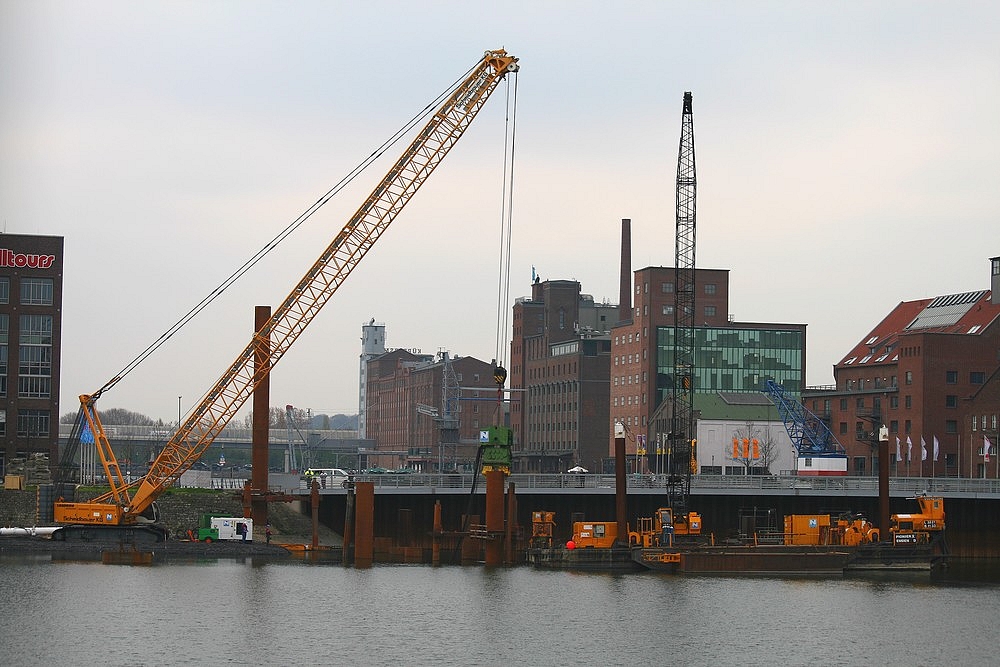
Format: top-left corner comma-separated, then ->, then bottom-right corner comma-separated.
566,540 -> 576,550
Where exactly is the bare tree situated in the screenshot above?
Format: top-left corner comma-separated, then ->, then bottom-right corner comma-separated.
729,420 -> 778,475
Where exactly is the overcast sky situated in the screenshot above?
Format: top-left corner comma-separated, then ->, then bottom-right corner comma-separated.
2,1 -> 998,423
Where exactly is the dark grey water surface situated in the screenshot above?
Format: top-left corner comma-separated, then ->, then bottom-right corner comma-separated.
1,555 -> 997,666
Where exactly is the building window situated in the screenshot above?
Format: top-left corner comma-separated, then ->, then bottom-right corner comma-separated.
905,371 -> 912,385
662,305 -> 674,316
661,282 -> 674,293
945,395 -> 957,408
905,420 -> 911,434
972,415 -> 978,431
945,370 -> 958,384
839,422 -> 848,435
19,314 -> 52,345
840,398 -> 847,410
890,396 -> 899,409
0,277 -> 8,304
19,278 -> 53,306
704,283 -> 716,295
905,395 -> 911,409
704,305 -> 716,317
856,397 -> 864,410
890,420 -> 898,433
970,371 -> 985,384
945,420 -> 958,434
16,409 -> 50,437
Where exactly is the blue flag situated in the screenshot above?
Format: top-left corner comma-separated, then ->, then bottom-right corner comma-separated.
80,421 -> 95,445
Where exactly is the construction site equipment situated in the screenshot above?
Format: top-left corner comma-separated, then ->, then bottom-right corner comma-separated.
530,511 -> 555,548
194,515 -> 253,543
649,92 -> 699,515
890,495 -> 945,545
783,514 -> 879,547
629,506 -> 704,548
52,49 -> 519,540
571,521 -> 619,549
762,378 -> 848,476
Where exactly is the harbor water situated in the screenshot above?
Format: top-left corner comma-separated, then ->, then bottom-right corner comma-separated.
1,555 -> 997,666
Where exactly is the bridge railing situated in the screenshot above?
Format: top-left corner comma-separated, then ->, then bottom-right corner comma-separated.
209,472 -> 1000,497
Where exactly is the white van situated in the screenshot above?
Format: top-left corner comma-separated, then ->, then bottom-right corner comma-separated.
302,468 -> 350,489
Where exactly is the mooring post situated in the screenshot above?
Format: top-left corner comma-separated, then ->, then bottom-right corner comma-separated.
432,500 -> 442,566
615,421 -> 628,545
485,470 -> 505,566
354,481 -> 374,568
505,481 -> 517,565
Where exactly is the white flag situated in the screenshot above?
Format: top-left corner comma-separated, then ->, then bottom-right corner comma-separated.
906,436 -> 913,462
921,436 -> 927,461
986,435 -> 993,464
895,437 -> 901,460
933,436 -> 939,462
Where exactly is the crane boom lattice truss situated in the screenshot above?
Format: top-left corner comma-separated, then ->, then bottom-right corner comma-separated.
61,50 -> 519,525
762,379 -> 845,456
667,92 -> 697,509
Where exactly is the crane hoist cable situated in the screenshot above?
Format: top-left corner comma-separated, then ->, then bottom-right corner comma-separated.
492,68 -> 518,418
90,61 -> 481,401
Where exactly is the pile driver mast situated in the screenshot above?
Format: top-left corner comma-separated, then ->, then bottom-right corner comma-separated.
665,92 -> 697,510
54,50 -> 519,536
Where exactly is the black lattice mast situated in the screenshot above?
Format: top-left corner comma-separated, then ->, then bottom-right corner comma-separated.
670,92 -> 697,507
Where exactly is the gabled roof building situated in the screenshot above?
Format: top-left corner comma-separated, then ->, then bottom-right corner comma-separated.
804,257 -> 1000,477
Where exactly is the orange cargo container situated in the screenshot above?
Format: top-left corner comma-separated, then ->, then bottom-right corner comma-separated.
783,514 -> 831,545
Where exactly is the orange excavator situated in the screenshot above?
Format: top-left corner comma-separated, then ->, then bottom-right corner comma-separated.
53,50 -> 519,541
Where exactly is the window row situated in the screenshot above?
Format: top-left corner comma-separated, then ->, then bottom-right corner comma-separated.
0,277 -> 54,306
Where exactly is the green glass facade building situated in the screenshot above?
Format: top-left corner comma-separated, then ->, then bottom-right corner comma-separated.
655,326 -> 804,406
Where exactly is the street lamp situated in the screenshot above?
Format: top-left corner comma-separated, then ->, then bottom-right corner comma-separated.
177,396 -> 182,428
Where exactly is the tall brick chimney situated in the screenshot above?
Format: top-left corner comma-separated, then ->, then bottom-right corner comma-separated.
618,218 -> 632,325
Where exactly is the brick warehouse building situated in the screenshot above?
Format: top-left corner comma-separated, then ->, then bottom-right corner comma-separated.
364,348 -> 495,472
804,257 -> 1000,478
0,233 -> 64,473
509,279 -> 616,473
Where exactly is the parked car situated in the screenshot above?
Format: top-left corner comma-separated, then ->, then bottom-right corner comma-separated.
302,468 -> 350,488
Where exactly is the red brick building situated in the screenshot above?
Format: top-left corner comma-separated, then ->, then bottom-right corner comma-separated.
364,349 -> 494,471
804,257 -> 1000,477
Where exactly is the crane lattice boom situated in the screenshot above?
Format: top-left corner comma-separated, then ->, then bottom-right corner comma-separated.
57,50 -> 518,526
762,379 -> 845,456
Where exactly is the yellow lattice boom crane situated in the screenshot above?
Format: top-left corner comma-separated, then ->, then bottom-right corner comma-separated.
53,50 -> 519,540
